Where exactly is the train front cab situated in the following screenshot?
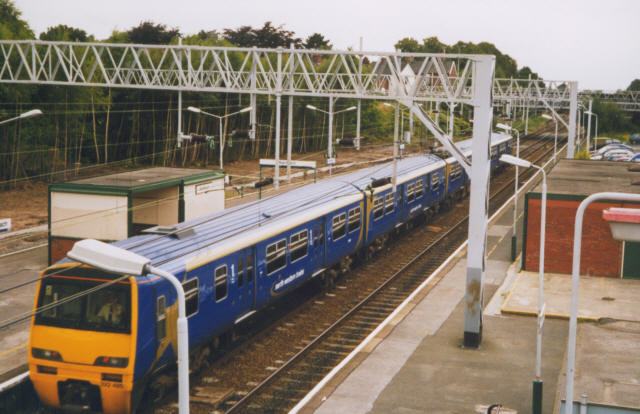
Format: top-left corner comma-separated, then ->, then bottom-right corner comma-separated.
29,265 -> 138,414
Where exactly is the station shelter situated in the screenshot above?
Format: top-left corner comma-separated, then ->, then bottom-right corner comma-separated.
523,159 -> 640,279
48,167 -> 225,264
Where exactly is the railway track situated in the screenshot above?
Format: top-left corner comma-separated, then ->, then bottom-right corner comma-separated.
142,133 -> 560,414
0,133 -> 562,413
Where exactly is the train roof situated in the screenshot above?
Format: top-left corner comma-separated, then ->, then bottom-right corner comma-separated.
57,133 -> 511,275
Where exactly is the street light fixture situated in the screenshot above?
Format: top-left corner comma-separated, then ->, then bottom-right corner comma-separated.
584,110 -> 598,150
67,239 -> 190,414
496,123 -> 521,261
0,109 -> 43,126
306,102 -> 356,173
500,154 -> 547,414
541,114 -> 559,160
187,106 -> 252,169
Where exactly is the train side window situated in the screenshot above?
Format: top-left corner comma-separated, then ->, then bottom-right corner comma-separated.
332,213 -> 346,241
431,174 -> 440,191
266,239 -> 287,274
385,193 -> 395,214
183,278 -> 199,317
214,266 -> 228,302
290,229 -> 309,262
238,258 -> 244,287
247,254 -> 254,282
348,207 -> 361,233
373,196 -> 384,220
407,183 -> 415,203
415,180 -> 424,199
156,295 -> 166,341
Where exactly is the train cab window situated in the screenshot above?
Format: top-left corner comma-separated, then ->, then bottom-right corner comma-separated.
214,266 -> 228,301
373,196 -> 384,220
266,239 -> 287,274
238,258 -> 244,287
332,213 -> 346,241
385,193 -> 395,213
290,229 -> 309,262
348,207 -> 361,233
183,278 -> 199,317
247,254 -> 254,282
407,183 -> 415,203
156,296 -> 166,341
415,180 -> 424,199
431,173 -> 440,191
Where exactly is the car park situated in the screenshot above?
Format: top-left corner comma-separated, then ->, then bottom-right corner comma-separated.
630,133 -> 640,145
603,149 -> 635,161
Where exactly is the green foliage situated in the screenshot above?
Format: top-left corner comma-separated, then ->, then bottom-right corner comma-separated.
394,36 -> 539,80
223,22 -> 302,48
304,33 -> 332,50
0,0 -> 34,39
575,149 -> 591,160
627,79 -> 640,92
592,99 -> 633,133
39,24 -> 91,42
127,21 -> 180,44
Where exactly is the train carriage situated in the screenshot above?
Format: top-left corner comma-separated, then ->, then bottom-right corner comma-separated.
28,133 -> 512,413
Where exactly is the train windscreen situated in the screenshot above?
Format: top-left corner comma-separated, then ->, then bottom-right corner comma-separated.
35,275 -> 131,334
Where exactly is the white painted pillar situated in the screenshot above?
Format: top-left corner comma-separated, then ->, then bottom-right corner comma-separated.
275,49 -> 282,189
567,81 -> 578,159
464,55 -> 495,348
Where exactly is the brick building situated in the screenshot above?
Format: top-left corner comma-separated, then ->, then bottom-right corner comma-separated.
523,159 -> 640,279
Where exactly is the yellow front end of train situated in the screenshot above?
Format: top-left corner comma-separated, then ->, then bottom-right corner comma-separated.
28,265 -> 138,414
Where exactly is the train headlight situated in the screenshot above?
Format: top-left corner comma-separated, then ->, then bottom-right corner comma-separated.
32,347 -> 62,361
94,356 -> 128,368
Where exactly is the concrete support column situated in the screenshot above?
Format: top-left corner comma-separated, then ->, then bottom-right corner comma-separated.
464,55 -> 495,348
567,81 -> 578,159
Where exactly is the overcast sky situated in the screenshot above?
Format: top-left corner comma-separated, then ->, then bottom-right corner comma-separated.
13,0 -> 640,91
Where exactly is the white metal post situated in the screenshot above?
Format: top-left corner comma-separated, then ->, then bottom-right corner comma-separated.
513,128 -> 520,261
525,100 -> 529,135
219,119 -> 223,169
554,118 -> 558,160
287,96 -> 293,183
564,192 -> 640,414
147,265 -> 190,414
464,55 -> 495,348
328,96 -> 334,175
356,100 -> 361,151
567,81 -> 578,158
393,102 -> 399,193
177,38 -> 183,146
448,102 -> 455,137
275,49 -> 282,189
535,165 -> 547,379
250,47 -> 257,141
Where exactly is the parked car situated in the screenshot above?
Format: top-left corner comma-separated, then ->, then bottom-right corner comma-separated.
630,134 -> 640,145
592,143 -> 634,156
629,153 -> 640,162
603,149 -> 635,161
591,138 -> 621,150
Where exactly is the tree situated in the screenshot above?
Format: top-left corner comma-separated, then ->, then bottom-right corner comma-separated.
0,0 -> 34,39
39,24 -> 90,42
127,21 -> 180,44
304,33 -> 332,50
627,79 -> 640,92
223,22 -> 302,48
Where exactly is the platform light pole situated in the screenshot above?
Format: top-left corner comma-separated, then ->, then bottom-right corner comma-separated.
500,154 -> 547,414
306,102 -> 356,175
584,111 -> 598,149
564,192 -> 640,414
67,239 -> 190,414
187,106 -> 252,169
497,123 -> 520,261
541,114 -> 558,160
0,109 -> 43,126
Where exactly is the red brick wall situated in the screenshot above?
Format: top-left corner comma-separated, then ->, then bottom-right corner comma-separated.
50,237 -> 79,264
524,198 -> 633,278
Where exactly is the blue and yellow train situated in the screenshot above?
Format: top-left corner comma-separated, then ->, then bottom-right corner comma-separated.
28,134 -> 512,413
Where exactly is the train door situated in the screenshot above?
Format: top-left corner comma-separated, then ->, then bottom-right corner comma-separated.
312,218 -> 326,268
237,247 -> 256,314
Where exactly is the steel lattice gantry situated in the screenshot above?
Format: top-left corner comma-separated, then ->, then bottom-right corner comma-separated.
0,40 -> 533,347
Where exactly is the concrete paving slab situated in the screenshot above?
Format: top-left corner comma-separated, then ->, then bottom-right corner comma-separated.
501,271 -> 640,322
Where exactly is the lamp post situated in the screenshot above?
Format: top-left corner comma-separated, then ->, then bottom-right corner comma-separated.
0,109 -> 43,126
563,192 -> 640,414
67,239 -> 190,414
306,103 -> 356,174
497,123 -> 520,261
542,114 -> 558,160
500,154 -> 547,414
584,111 -> 598,150
187,106 -> 252,169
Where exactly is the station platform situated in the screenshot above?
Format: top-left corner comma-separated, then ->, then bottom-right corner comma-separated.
294,177 -> 640,413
